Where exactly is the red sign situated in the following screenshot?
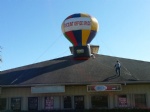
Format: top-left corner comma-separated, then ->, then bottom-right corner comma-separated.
45,97 -> 54,110
118,96 -> 127,107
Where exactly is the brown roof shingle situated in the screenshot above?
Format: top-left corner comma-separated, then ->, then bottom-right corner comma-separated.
0,54 -> 150,86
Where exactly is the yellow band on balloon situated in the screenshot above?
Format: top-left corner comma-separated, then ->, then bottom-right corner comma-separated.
80,13 -> 89,17
82,30 -> 90,46
91,17 -> 99,31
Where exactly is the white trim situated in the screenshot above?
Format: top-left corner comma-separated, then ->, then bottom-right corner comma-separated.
31,86 -> 65,93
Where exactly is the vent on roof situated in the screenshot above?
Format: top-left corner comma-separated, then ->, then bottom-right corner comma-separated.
69,45 -> 99,55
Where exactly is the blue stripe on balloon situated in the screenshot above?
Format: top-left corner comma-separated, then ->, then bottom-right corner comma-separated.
71,13 -> 81,18
87,30 -> 97,44
66,13 -> 81,19
72,30 -> 82,46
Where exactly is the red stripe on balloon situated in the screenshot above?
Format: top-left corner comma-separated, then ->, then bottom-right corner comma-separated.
66,15 -> 72,19
65,31 -> 78,46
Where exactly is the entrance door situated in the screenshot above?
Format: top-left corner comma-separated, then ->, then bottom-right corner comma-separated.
74,96 -> 84,109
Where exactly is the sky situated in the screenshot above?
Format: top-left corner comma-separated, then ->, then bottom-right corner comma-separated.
0,0 -> 150,71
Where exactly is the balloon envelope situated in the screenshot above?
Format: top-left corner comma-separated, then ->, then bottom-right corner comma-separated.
62,13 -> 99,46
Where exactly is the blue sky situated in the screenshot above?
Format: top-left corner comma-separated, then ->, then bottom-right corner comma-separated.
0,0 -> 150,71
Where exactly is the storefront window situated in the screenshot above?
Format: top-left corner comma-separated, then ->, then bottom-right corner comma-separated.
0,98 -> 6,110
11,98 -> 21,111
64,96 -> 72,108
45,97 -> 54,110
118,95 -> 127,108
28,97 -> 38,111
134,94 -> 146,108
91,96 -> 108,108
74,96 -> 84,109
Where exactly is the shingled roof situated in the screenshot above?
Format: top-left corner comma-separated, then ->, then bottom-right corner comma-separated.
0,54 -> 150,86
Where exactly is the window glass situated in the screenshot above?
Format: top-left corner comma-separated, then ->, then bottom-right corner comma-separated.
134,94 -> 146,108
11,98 -> 21,111
0,98 -> 6,110
91,96 -> 108,108
28,97 -> 38,111
118,95 -> 127,107
45,97 -> 54,110
74,96 -> 84,109
64,96 -> 72,108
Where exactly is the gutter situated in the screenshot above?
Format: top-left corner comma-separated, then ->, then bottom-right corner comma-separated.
1,80 -> 150,88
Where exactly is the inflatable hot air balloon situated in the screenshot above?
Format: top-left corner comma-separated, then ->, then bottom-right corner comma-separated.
61,13 -> 99,60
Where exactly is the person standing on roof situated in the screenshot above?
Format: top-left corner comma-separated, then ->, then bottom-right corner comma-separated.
114,61 -> 121,76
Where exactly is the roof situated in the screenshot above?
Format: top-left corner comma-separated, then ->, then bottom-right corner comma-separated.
0,54 -> 150,86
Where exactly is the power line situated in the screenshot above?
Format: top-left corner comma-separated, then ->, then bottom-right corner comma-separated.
0,46 -> 2,71
99,38 -> 138,81
0,46 -> 2,62
55,49 -> 70,58
10,33 -> 63,84
33,33 -> 62,63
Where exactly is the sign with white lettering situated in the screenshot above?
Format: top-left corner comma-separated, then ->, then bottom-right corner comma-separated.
45,97 -> 54,110
87,84 -> 122,92
64,17 -> 91,32
118,96 -> 127,107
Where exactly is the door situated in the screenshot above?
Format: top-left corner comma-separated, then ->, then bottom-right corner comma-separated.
74,96 -> 84,109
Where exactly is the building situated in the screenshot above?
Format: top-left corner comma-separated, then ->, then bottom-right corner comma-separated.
0,54 -> 150,111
